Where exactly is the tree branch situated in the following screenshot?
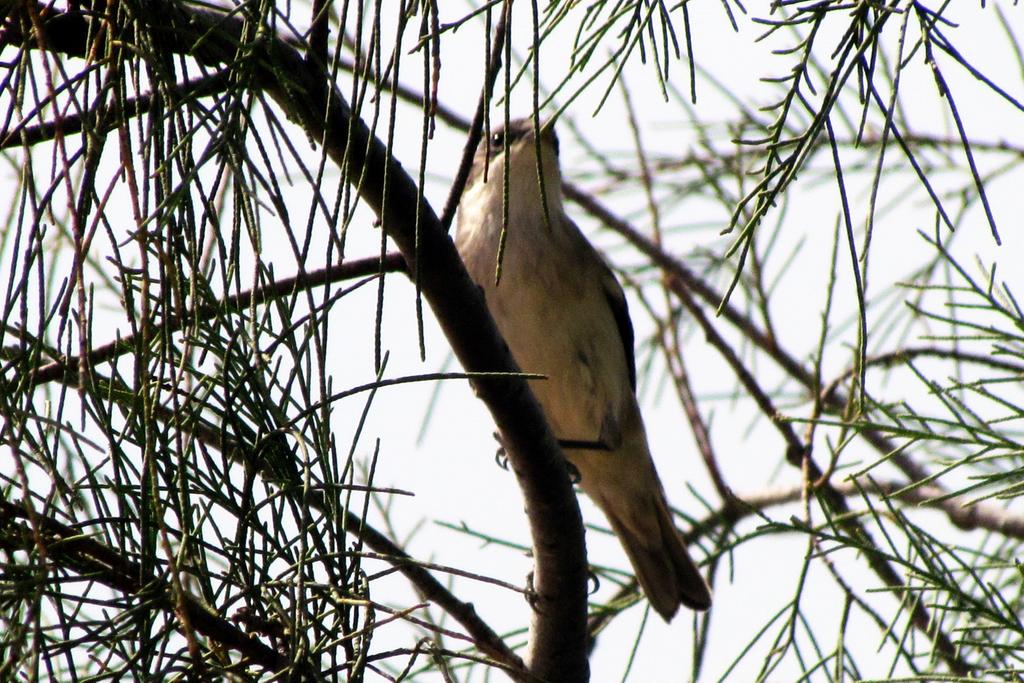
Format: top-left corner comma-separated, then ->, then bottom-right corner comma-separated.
590,476 -> 1024,649
17,253 -> 406,387
0,499 -> 292,674
30,360 -> 531,676
671,277 -> 969,675
5,3 -> 589,678
563,181 -> 934,486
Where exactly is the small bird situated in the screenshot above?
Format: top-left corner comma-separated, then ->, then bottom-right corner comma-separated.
456,118 -> 712,620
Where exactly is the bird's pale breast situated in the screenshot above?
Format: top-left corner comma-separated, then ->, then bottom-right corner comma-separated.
457,205 -> 630,451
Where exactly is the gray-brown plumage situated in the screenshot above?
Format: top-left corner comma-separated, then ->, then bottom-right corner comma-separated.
456,119 -> 711,620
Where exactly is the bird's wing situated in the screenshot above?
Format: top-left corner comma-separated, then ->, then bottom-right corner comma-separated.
564,215 -> 638,391
599,260 -> 637,391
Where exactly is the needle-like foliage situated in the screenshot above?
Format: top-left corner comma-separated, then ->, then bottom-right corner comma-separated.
1,1 -> 1023,680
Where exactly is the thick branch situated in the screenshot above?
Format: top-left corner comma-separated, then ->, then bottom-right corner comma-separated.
6,3 -> 588,679
223,18 -> 589,683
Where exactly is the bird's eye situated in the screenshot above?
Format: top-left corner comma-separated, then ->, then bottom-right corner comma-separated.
490,132 -> 505,147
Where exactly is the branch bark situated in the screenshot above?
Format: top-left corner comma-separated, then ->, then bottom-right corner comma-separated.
4,3 -> 589,680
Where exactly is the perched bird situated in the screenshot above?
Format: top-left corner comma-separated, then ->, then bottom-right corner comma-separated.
456,118 -> 712,620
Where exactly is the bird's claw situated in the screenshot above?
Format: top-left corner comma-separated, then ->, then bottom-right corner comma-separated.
492,431 -> 509,470
524,570 -> 539,607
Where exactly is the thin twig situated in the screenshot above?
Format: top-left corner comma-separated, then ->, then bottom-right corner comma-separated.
22,253 -> 407,387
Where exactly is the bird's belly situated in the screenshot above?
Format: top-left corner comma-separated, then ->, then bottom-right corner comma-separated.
486,279 -> 624,446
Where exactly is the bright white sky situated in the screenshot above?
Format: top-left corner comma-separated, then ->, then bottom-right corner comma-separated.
294,3 -> 1024,681
4,1 -> 1024,681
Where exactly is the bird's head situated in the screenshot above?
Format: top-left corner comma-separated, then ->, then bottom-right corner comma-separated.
466,118 -> 563,212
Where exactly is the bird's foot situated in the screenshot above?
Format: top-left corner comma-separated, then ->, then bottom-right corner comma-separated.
492,431 -> 509,470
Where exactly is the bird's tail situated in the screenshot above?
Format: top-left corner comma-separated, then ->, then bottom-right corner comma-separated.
598,485 -> 712,620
